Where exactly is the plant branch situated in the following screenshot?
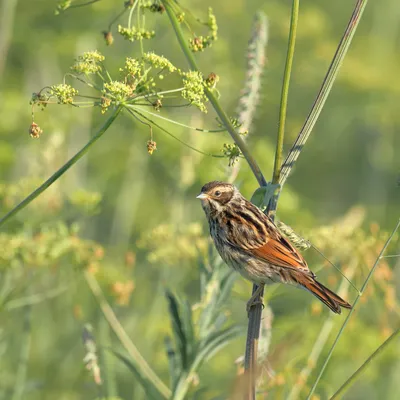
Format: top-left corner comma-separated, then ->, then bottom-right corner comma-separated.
84,271 -> 171,399
278,0 -> 369,189
307,218 -> 400,399
162,0 -> 267,187
272,0 -> 299,185
0,106 -> 122,229
287,261 -> 357,400
244,2 -> 299,398
330,327 -> 400,399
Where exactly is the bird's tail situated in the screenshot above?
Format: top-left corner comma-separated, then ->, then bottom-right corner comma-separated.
293,272 -> 352,314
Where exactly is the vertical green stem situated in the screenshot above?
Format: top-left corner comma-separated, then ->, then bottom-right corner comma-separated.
272,0 -> 299,185
161,0 -> 267,187
244,2 -> 299,398
99,317 -> 118,397
84,271 -> 171,399
279,0 -> 369,188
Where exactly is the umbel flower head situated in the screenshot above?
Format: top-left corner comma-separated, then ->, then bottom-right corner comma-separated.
181,71 -> 208,112
71,51 -> 105,74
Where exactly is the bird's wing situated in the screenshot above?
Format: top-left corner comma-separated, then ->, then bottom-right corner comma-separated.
248,212 -> 309,270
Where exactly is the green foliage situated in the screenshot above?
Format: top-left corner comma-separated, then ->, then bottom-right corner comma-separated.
0,0 -> 399,399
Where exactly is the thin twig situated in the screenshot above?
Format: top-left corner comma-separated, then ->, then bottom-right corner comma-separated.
306,218 -> 400,399
0,107 -> 122,229
161,0 -> 268,187
330,327 -> 400,399
287,261 -> 357,400
84,271 -> 171,399
278,0 -> 369,190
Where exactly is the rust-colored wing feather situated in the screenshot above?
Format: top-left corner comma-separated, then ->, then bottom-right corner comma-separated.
251,215 -> 309,271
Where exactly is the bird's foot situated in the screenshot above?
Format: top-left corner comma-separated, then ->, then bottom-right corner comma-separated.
246,284 -> 265,315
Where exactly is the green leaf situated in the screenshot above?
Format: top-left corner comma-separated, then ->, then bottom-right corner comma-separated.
166,291 -> 188,369
194,325 -> 244,372
164,336 -> 180,391
110,349 -> 165,400
250,183 -> 280,209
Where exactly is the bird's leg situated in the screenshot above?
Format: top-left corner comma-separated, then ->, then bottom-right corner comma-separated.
246,284 -> 265,314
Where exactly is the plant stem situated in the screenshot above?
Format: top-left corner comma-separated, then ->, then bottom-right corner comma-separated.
84,271 -> 171,399
161,0 -> 267,187
0,107 -> 122,229
273,0 -> 299,185
244,3 -> 299,398
279,0 -> 369,189
306,219 -> 400,399
287,261 -> 357,400
330,327 -> 400,399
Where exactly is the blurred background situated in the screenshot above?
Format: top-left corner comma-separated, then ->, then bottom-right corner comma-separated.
0,0 -> 399,399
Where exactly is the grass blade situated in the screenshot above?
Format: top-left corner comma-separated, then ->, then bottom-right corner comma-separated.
0,106 -> 122,229
330,328 -> 400,399
306,219 -> 400,399
111,349 -> 165,400
279,0 -> 369,189
85,271 -> 171,398
166,291 -> 188,369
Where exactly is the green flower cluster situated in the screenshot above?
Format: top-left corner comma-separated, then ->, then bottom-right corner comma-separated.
120,57 -> 142,78
102,81 -> 134,110
0,222 -> 104,271
118,25 -> 155,42
71,51 -> 105,74
140,1 -> 165,13
189,8 -> 218,52
143,52 -> 177,72
50,84 -> 78,104
222,143 -> 242,166
30,92 -> 49,110
181,71 -> 208,113
54,0 -> 71,15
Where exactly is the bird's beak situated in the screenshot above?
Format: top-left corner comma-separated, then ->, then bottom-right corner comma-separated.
196,193 -> 209,200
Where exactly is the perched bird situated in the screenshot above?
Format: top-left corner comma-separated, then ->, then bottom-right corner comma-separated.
197,181 -> 352,314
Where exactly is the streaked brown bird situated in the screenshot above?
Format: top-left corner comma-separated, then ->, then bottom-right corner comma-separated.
197,181 -> 352,314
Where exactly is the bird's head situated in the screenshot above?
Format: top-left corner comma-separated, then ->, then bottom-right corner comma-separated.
197,181 -> 239,216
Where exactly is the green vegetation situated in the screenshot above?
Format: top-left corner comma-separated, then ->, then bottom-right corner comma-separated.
0,1 -> 399,399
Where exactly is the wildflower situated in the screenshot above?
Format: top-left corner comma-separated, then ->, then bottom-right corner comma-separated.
143,52 -> 176,72
181,71 -> 208,112
30,92 -> 49,110
222,143 -> 241,166
153,99 -> 162,111
29,122 -> 43,138
103,31 -> 114,46
102,81 -> 134,102
71,51 -> 105,74
100,96 -> 111,114
147,140 -> 157,155
50,84 -> 78,104
111,280 -> 135,306
120,57 -> 142,78
118,25 -> 155,41
205,72 -> 219,89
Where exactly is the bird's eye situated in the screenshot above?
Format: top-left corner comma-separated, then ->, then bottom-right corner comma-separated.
214,190 -> 221,197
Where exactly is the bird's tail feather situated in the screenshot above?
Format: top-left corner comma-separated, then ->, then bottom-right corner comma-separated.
293,272 -> 352,314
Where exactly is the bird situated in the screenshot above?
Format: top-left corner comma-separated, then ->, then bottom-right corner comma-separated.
197,181 -> 352,314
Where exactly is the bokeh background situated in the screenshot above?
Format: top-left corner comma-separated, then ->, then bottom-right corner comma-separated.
0,0 -> 399,399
